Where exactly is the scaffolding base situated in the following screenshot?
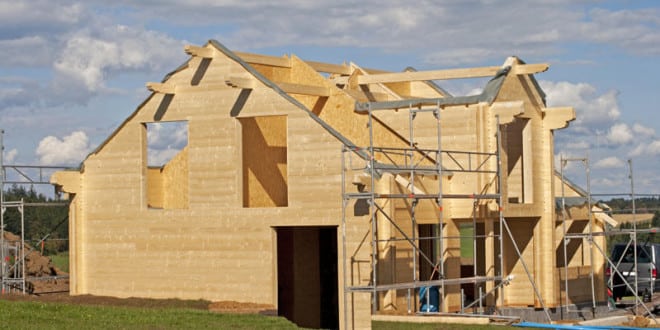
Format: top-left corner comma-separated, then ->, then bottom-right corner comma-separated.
498,302 -> 612,323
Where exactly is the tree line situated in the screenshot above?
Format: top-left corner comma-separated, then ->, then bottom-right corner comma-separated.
2,185 -> 69,255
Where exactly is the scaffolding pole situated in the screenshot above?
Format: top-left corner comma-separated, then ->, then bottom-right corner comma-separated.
559,155 -> 658,324
341,102 -> 505,322
0,129 -> 71,295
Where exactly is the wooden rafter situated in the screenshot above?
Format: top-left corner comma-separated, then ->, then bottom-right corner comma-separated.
234,52 -> 291,68
331,63 -> 549,85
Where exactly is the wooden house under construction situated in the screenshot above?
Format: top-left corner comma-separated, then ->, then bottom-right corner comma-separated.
51,39 -> 607,329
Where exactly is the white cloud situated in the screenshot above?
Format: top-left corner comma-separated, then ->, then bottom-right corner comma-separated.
607,123 -> 633,145
3,148 -> 17,164
647,140 -> 660,156
53,25 -> 185,93
632,123 -> 655,138
578,8 -> 660,56
541,81 -> 620,129
36,131 -> 91,165
0,36 -> 52,67
0,1 -> 83,25
592,176 -> 625,189
562,141 -> 590,150
146,122 -> 188,166
593,156 -> 625,169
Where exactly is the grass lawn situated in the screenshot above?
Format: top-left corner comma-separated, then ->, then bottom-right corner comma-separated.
0,299 -> 299,329
0,299 -> 534,329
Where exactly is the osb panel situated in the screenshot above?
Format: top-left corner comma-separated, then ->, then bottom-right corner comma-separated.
162,147 -> 189,209
240,116 -> 288,207
146,167 -> 163,208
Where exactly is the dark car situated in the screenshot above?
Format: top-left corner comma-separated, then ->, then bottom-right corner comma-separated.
607,243 -> 660,300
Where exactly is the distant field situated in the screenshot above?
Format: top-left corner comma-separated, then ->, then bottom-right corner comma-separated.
49,252 -> 69,272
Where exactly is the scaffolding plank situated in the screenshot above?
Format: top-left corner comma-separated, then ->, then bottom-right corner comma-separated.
346,276 -> 503,292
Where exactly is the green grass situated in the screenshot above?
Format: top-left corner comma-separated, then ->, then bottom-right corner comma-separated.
0,299 -> 534,329
0,300 -> 300,329
49,252 -> 69,273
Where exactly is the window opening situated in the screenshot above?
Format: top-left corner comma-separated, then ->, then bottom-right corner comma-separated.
145,121 -> 189,209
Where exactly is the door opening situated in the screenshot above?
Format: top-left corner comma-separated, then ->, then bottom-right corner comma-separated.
276,226 -> 338,329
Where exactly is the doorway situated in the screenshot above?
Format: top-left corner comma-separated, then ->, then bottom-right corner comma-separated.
276,226 -> 338,329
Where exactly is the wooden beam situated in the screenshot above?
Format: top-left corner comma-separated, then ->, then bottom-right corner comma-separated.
146,82 -> 176,94
332,63 -> 550,85
542,107 -> 575,130
342,89 -> 390,102
511,63 -> 549,75
234,51 -> 291,68
305,60 -> 352,75
232,51 -> 353,75
225,76 -> 256,89
184,45 -> 214,58
332,67 -> 500,84
490,101 -> 525,124
151,78 -> 329,96
277,82 -> 330,97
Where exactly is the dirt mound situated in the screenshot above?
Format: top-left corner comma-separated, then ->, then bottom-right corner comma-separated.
3,231 -> 66,277
2,231 -> 69,294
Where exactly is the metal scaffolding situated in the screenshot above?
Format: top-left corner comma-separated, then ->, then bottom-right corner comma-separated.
340,101 -> 553,327
0,129 -> 71,295
559,156 -> 659,322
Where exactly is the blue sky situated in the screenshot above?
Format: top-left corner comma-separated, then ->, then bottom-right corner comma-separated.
1,0 -> 659,196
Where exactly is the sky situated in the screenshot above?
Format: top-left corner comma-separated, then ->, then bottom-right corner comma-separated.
1,0 -> 659,197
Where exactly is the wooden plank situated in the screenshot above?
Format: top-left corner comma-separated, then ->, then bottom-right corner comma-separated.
305,60 -> 352,75
277,82 -> 330,96
332,63 -> 549,85
234,51 -> 291,68
332,66 -> 501,84
511,63 -> 549,75
542,107 -> 575,129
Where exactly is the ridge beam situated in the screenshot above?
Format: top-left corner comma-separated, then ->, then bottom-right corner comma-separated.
331,63 -> 549,85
